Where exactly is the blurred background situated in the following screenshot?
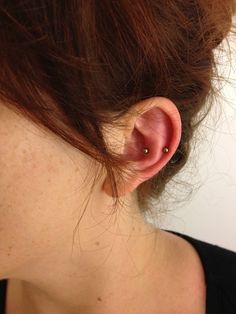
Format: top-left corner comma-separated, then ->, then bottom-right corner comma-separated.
146,23 -> 236,252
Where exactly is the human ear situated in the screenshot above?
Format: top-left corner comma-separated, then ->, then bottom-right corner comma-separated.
102,97 -> 182,197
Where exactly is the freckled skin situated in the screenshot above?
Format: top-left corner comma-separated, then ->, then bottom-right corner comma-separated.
0,101 -> 162,314
0,98 -> 199,314
0,102 -> 95,279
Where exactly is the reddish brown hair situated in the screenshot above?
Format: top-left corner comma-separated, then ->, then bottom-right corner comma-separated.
0,1 -> 235,220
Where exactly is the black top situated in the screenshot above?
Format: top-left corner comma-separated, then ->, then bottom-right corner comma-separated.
1,229 -> 236,314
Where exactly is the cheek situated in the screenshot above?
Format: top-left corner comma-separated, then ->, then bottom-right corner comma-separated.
0,141 -> 73,279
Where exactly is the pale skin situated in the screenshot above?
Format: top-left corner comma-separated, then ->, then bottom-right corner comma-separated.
0,97 -> 206,314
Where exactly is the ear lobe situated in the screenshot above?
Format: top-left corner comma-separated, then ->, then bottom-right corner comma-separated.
102,97 -> 182,197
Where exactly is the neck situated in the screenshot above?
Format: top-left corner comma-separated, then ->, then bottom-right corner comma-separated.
6,202 -> 166,314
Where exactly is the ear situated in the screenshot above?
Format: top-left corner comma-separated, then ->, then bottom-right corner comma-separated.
102,97 -> 182,197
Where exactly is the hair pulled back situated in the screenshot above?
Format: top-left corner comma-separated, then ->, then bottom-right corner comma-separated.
0,1 -> 235,218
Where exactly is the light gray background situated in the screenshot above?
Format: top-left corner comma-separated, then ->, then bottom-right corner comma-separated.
146,25 -> 236,252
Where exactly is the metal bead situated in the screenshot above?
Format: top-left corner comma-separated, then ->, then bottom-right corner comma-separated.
143,148 -> 149,154
162,147 -> 169,153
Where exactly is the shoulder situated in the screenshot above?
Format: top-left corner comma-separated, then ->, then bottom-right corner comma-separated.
162,229 -> 236,310
158,229 -> 236,313
164,229 -> 236,282
159,229 -> 208,287
156,229 -> 207,312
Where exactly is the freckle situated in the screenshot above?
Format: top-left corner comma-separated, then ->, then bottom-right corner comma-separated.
97,297 -> 102,302
132,227 -> 135,231
95,241 -> 100,246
